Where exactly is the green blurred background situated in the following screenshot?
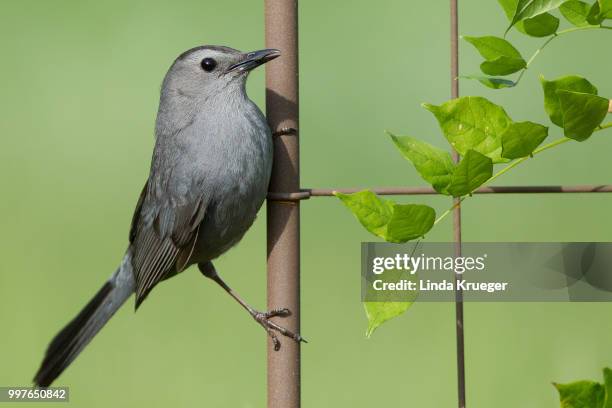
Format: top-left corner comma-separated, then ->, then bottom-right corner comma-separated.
1,1 -> 611,406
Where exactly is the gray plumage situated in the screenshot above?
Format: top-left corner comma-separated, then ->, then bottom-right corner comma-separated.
34,45 -> 279,387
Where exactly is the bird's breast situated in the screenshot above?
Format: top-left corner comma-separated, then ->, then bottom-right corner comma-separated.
190,100 -> 273,261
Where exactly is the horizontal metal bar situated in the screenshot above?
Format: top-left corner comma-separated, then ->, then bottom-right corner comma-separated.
267,185 -> 612,201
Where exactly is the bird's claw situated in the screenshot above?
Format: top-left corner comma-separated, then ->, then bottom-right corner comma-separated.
263,308 -> 291,318
252,308 -> 307,351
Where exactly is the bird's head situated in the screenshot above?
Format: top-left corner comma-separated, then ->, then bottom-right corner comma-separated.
162,45 -> 280,99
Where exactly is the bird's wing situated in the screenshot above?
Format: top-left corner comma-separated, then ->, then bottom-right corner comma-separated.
129,173 -> 208,308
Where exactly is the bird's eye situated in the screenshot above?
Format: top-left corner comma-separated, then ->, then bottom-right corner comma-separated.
200,58 -> 217,72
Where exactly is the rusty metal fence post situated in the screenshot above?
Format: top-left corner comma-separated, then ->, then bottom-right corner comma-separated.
265,1 -> 301,408
261,1 -> 610,407
450,1 -> 467,408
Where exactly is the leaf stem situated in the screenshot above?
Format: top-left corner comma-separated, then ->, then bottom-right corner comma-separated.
433,137 -> 571,226
525,34 -> 557,67
515,25 -> 606,86
434,25 -> 611,227
433,197 -> 465,226
557,25 -> 603,35
531,136 -> 572,154
598,122 -> 612,131
485,156 -> 528,184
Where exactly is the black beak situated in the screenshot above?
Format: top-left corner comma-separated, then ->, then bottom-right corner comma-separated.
227,49 -> 281,73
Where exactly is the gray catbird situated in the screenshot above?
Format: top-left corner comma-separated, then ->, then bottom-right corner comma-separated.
34,45 -> 303,387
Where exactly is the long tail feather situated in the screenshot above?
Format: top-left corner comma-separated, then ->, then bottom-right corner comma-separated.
33,253 -> 135,387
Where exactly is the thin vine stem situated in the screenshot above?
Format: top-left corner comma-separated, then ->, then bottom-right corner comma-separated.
599,122 -> 612,131
433,107 -> 612,225
433,197 -> 465,226
515,24 -> 608,86
434,137 -> 572,225
433,23 -> 611,227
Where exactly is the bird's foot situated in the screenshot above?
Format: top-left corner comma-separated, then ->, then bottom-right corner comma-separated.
251,308 -> 306,351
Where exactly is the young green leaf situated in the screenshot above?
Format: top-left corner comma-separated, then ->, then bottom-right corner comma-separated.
600,0 -> 612,18
386,204 -> 436,242
521,12 -> 560,36
364,301 -> 412,338
554,381 -> 606,408
554,368 -> 612,408
506,0 -> 566,33
389,133 -> 454,194
541,75 -> 599,127
501,121 -> 549,159
335,191 -> 435,243
423,96 -> 512,163
499,0 -> 525,19
462,75 -> 517,89
588,0 -> 612,22
446,150 -> 493,197
558,90 -> 609,141
335,190 -> 393,239
464,36 -> 523,60
560,0 -> 597,26
587,1 -> 612,25
498,0 -> 560,35
480,56 -> 526,75
463,36 -> 527,75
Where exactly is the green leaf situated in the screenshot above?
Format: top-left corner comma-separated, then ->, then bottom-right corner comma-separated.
335,191 -> 435,243
499,0 -> 524,19
389,133 -> 454,193
498,0 -> 560,35
600,0 -> 612,18
587,1 -> 606,23
480,56 -> 527,75
446,150 -> 493,197
463,36 -> 526,75
560,0 -> 597,26
604,368 -> 612,408
364,301 -> 412,337
501,121 -> 549,159
588,0 -> 612,21
555,381 -> 606,408
335,190 -> 393,239
386,204 -> 436,242
423,96 -> 513,163
506,0 -> 566,33
522,12 -> 560,36
555,368 -> 612,408
540,75 -> 599,127
464,35 -> 523,60
558,90 -> 609,141
462,75 -> 517,89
